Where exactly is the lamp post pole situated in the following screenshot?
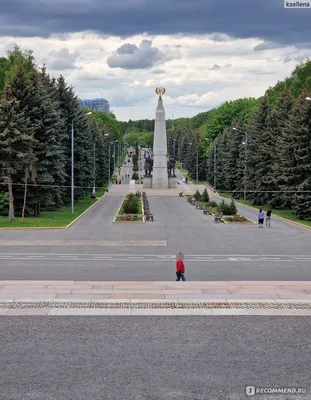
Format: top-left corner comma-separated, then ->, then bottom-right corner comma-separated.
92,140 -> 96,197
214,143 -> 217,190
71,112 -> 92,213
104,133 -> 111,185
233,127 -> 248,201
196,144 -> 199,182
244,136 -> 248,201
109,142 -> 111,183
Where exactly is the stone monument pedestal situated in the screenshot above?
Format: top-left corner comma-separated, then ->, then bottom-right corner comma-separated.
143,175 -> 153,188
168,175 -> 178,188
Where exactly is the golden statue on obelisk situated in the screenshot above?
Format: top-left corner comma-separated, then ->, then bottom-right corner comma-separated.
155,87 -> 166,99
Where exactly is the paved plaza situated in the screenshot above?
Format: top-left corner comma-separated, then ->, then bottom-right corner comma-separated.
0,178 -> 311,282
0,171 -> 310,398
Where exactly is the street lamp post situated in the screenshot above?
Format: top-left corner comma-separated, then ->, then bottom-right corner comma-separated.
104,133 -> 111,185
196,144 -> 199,182
92,140 -> 96,198
214,143 -> 217,190
71,112 -> 92,213
233,127 -> 248,201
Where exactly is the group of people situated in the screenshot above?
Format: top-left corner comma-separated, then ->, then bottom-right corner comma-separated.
257,209 -> 272,227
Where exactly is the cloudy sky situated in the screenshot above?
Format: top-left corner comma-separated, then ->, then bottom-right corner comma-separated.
0,0 -> 310,121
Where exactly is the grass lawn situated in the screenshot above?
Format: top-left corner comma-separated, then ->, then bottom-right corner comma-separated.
219,192 -> 311,228
0,187 -> 107,228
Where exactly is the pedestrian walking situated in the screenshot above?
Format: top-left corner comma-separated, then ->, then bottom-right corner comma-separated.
266,209 -> 272,227
176,252 -> 186,281
258,208 -> 265,228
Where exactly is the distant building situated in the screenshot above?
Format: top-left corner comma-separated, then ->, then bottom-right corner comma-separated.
78,98 -> 110,113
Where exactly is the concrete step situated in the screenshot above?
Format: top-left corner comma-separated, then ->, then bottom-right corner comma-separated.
1,280 -> 311,300
1,281 -> 310,315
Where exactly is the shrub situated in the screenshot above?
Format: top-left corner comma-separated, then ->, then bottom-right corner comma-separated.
193,190 -> 202,201
132,165 -> 138,171
228,199 -> 237,215
202,188 -> 209,202
224,214 -> 248,223
123,195 -> 139,214
206,200 -> 218,208
132,172 -> 139,180
219,199 -> 237,215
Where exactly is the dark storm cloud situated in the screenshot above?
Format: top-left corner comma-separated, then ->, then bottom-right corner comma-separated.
0,0 -> 310,46
107,40 -> 164,69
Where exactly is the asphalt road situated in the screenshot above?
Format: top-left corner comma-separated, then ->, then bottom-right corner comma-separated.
1,317 -> 310,400
0,184 -> 311,280
0,253 -> 310,280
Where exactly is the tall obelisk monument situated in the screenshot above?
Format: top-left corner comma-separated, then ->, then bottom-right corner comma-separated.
151,87 -> 169,188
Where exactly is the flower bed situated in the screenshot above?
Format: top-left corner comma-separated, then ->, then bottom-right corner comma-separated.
223,214 -> 253,224
114,192 -> 144,223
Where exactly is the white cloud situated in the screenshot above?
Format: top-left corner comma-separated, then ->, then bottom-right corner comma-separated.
0,32 -> 309,121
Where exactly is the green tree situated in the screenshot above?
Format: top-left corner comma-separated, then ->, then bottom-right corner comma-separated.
272,87 -> 294,208
202,188 -> 209,202
0,91 -> 33,221
245,96 -> 270,204
291,90 -> 311,219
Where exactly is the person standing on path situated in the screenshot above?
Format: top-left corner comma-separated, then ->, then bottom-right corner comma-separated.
176,253 -> 186,281
258,209 -> 265,228
266,209 -> 272,227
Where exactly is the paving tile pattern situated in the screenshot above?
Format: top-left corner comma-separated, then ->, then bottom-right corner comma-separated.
0,301 -> 311,309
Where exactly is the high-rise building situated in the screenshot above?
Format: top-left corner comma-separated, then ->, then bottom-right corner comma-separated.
78,98 -> 110,113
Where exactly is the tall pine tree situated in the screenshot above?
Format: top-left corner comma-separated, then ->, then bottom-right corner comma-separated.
272,87 -> 294,208
246,96 -> 270,204
291,90 -> 311,219
0,89 -> 34,221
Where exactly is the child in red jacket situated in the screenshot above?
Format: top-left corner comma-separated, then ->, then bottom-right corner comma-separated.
176,253 -> 186,281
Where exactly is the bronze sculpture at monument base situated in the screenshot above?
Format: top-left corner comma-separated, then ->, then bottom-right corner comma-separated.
167,155 -> 176,177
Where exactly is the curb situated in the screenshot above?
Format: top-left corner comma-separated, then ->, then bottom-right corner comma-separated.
66,190 -> 107,229
113,197 -> 125,223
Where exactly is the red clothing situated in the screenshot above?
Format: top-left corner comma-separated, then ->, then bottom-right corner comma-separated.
176,259 -> 185,273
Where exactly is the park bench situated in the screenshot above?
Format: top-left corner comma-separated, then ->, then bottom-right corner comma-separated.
203,207 -> 212,215
214,212 -> 223,223
179,192 -> 183,197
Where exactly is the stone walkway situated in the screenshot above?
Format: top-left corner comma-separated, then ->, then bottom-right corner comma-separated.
1,281 -> 311,315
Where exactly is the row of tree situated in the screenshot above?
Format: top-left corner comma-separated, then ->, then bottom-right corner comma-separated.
121,59 -> 311,220
0,46 -> 121,221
